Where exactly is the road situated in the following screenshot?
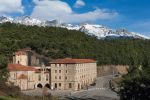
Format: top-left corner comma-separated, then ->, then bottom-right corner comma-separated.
67,75 -> 119,100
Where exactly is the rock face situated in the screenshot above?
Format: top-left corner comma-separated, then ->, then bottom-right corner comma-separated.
0,16 -> 149,39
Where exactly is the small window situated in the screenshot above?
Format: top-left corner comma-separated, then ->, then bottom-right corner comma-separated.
69,83 -> 72,88
59,64 -> 61,67
59,83 -> 61,86
59,70 -> 61,73
55,64 -> 57,67
55,70 -> 57,73
46,74 -> 48,81
55,83 -> 57,88
17,61 -> 20,64
65,76 -> 67,80
59,76 -> 61,79
55,76 -> 57,79
66,70 -> 67,73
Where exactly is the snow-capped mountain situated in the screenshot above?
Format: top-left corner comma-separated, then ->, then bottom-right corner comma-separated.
62,23 -> 149,39
0,16 -> 13,23
14,16 -> 42,26
0,16 -> 149,39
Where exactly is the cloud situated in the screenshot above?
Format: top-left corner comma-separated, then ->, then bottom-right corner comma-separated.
0,0 -> 24,14
31,0 -> 119,23
74,0 -> 85,8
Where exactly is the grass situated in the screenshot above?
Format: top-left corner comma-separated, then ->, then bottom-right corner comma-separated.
0,96 -> 22,100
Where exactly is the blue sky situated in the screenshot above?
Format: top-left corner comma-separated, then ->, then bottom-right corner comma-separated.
0,0 -> 150,37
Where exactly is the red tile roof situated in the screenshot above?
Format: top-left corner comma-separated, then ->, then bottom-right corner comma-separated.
18,74 -> 28,79
50,58 -> 96,64
8,63 -> 37,71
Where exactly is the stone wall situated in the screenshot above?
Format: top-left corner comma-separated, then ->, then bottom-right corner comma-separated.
97,65 -> 129,77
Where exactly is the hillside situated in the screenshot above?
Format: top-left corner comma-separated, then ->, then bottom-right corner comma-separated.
0,23 -> 150,66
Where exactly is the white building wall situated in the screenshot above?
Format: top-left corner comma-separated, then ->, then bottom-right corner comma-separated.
15,55 -> 28,66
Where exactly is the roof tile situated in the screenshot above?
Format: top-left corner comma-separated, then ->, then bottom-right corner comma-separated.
8,63 -> 37,71
50,58 -> 96,64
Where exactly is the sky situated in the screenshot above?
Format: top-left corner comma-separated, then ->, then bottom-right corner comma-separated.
0,0 -> 150,37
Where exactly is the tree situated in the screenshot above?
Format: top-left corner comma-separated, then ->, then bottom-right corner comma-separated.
119,61 -> 150,100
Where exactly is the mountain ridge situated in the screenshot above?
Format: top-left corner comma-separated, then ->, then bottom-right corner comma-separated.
0,16 -> 149,39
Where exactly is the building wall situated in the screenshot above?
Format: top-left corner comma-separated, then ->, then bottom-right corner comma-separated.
51,63 -> 97,91
9,70 -> 50,90
15,55 -> 28,66
9,71 -> 33,90
74,63 -> 97,90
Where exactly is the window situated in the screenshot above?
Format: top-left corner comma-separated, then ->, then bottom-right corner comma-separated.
55,64 -> 57,67
59,76 -> 61,79
38,74 -> 41,81
46,74 -> 48,81
59,83 -> 61,86
59,64 -> 61,67
65,76 -> 67,80
69,83 -> 72,88
59,70 -> 61,73
17,61 -> 20,64
66,70 -> 67,73
55,70 -> 57,73
55,76 -> 57,79
55,83 -> 57,88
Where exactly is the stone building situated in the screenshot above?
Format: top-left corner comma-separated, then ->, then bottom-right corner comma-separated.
8,48 -> 50,90
12,48 -> 49,66
8,49 -> 97,91
50,58 -> 97,91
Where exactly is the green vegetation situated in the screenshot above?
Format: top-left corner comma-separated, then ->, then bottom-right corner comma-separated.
0,22 -> 150,66
0,22 -> 150,99
119,61 -> 150,100
0,96 -> 21,100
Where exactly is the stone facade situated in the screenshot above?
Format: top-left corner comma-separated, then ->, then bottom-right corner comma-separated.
50,58 -> 97,91
8,63 -> 51,90
8,49 -> 97,91
8,49 -> 50,90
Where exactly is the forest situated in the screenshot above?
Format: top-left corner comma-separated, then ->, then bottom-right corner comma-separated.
0,22 -> 150,66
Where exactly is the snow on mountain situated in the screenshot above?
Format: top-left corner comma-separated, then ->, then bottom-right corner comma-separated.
0,16 -> 149,39
63,23 -> 149,39
0,16 -> 13,23
14,16 -> 42,26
